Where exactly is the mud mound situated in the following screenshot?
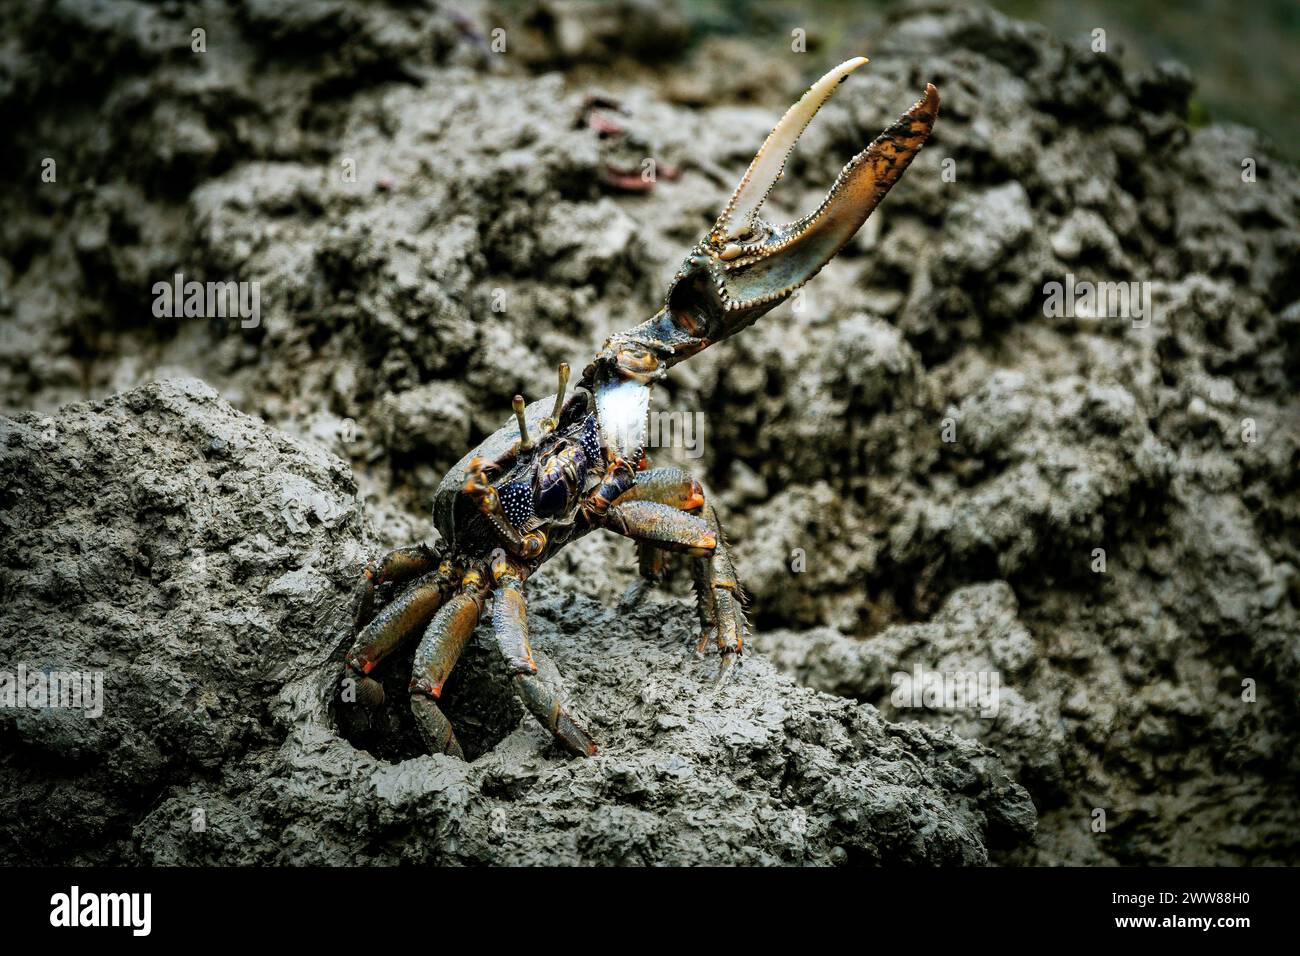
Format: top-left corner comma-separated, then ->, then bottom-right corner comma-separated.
0,381 -> 1033,865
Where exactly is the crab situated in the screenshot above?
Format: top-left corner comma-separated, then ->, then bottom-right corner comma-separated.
340,58 -> 938,758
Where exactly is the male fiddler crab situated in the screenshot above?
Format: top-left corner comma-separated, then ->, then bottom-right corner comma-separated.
340,58 -> 938,758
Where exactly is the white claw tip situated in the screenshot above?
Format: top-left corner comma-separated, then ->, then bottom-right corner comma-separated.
715,56 -> 873,237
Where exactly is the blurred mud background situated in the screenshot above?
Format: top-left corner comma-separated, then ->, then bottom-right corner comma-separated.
1,0 -> 1298,865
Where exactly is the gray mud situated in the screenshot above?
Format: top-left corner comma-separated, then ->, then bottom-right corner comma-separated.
0,381 -> 1032,864
1,1 -> 1297,864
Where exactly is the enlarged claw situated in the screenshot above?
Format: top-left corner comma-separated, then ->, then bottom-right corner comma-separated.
709,79 -> 939,314
591,59 -> 938,376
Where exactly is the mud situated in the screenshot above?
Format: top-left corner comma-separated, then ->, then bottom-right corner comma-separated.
0,1 -> 1297,864
0,380 -> 1032,864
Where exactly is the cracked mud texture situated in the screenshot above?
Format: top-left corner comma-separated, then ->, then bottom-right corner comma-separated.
1,0 -> 1298,865
0,381 -> 1033,864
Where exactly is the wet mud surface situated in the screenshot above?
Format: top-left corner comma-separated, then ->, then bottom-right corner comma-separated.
1,2 -> 1296,864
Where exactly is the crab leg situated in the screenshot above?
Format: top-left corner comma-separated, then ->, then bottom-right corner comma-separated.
342,564 -> 456,706
514,648 -> 599,757
490,556 -> 597,757
616,542 -> 671,611
351,543 -> 441,632
611,471 -> 745,675
409,571 -> 487,758
637,541 -> 670,581
491,568 -> 537,676
613,467 -> 706,607
410,696 -> 462,758
691,503 -> 746,681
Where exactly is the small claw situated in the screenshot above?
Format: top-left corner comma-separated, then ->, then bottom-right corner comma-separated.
604,500 -> 716,557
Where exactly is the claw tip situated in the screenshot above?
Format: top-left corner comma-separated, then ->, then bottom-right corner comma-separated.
922,82 -> 940,115
830,56 -> 870,86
